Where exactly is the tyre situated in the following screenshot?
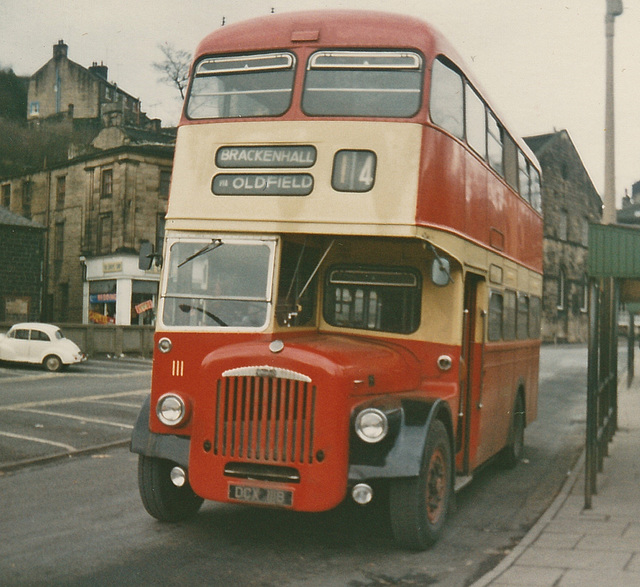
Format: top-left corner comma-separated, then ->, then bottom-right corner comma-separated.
43,355 -> 62,372
389,419 -> 452,550
501,393 -> 525,469
138,455 -> 204,522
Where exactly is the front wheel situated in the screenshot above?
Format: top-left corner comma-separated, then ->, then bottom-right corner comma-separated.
138,455 -> 204,522
389,420 -> 452,550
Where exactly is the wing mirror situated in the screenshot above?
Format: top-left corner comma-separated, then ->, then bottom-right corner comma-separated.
139,241 -> 162,270
431,257 -> 452,287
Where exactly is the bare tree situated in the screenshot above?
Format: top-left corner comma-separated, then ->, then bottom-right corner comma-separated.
153,43 -> 192,99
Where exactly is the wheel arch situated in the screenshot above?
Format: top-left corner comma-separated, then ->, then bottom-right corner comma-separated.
348,396 -> 455,482
130,395 -> 191,468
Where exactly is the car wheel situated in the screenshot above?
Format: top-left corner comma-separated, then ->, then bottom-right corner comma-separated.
138,455 -> 204,522
389,419 -> 452,550
43,355 -> 63,372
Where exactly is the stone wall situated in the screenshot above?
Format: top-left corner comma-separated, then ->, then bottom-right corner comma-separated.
526,131 -> 602,343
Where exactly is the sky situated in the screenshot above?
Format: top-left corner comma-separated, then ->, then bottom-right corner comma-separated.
1,0 -> 639,205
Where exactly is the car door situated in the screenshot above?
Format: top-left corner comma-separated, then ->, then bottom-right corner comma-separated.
5,328 -> 31,362
28,328 -> 52,363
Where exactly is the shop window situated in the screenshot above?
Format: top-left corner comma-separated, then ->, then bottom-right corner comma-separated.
131,280 -> 158,325
89,280 -> 117,324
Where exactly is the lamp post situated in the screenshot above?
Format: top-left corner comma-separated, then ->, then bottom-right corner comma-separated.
603,0 -> 623,224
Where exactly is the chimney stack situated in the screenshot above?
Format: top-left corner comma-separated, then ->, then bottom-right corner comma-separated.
89,62 -> 109,80
53,39 -> 68,60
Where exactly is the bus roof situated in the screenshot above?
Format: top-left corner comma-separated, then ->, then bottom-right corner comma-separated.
190,10 -> 538,166
194,11 -> 452,60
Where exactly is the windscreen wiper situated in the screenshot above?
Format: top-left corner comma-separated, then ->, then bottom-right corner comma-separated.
178,303 -> 227,327
178,239 -> 223,268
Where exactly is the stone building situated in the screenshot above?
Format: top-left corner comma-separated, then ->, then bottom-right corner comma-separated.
0,207 -> 45,322
28,40 -> 146,127
525,130 -> 602,343
0,41 -> 175,326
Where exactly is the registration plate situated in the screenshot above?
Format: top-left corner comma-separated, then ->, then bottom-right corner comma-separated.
228,484 -> 293,507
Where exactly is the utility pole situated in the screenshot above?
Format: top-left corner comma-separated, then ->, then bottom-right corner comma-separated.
603,0 -> 623,224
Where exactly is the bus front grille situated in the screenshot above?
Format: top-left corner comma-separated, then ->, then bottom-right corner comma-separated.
213,375 -> 317,464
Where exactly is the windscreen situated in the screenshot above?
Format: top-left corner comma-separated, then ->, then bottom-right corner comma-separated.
161,239 -> 274,328
186,52 -> 295,119
302,51 -> 423,117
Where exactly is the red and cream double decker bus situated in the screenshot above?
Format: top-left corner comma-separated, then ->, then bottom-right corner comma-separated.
132,10 -> 543,549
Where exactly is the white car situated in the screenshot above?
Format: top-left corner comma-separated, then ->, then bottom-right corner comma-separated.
0,322 -> 87,372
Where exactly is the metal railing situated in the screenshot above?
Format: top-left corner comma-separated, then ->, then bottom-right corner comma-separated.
585,278 -> 618,509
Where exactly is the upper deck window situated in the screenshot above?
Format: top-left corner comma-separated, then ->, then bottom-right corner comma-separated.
430,58 -> 464,139
302,51 -> 423,117
186,52 -> 296,119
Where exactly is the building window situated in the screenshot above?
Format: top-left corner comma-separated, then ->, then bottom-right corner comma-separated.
557,268 -> 567,311
101,169 -> 113,198
29,102 -> 39,116
98,212 -> 113,254
1,184 -> 10,208
558,210 -> 568,241
54,221 -> 65,262
159,170 -> 171,198
56,176 -> 66,209
580,275 -> 589,313
22,181 -> 33,218
582,217 -> 589,247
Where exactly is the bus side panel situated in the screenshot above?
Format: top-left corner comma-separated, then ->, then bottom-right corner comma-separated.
471,340 -> 540,469
416,127 -> 466,236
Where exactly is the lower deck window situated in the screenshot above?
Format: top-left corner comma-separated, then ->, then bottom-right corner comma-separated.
324,266 -> 420,334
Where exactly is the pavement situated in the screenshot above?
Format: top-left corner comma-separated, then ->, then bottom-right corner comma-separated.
472,370 -> 640,586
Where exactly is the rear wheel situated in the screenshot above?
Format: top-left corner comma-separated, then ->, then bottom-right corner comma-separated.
389,420 -> 452,550
502,393 -> 525,469
43,355 -> 62,372
138,455 -> 204,522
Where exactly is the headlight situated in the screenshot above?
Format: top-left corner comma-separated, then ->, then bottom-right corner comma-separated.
156,393 -> 187,426
355,408 -> 388,443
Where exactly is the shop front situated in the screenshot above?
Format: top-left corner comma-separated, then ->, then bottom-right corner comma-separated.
82,254 -> 160,326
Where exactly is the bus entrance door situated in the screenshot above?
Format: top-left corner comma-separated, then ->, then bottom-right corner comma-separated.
456,273 -> 485,478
